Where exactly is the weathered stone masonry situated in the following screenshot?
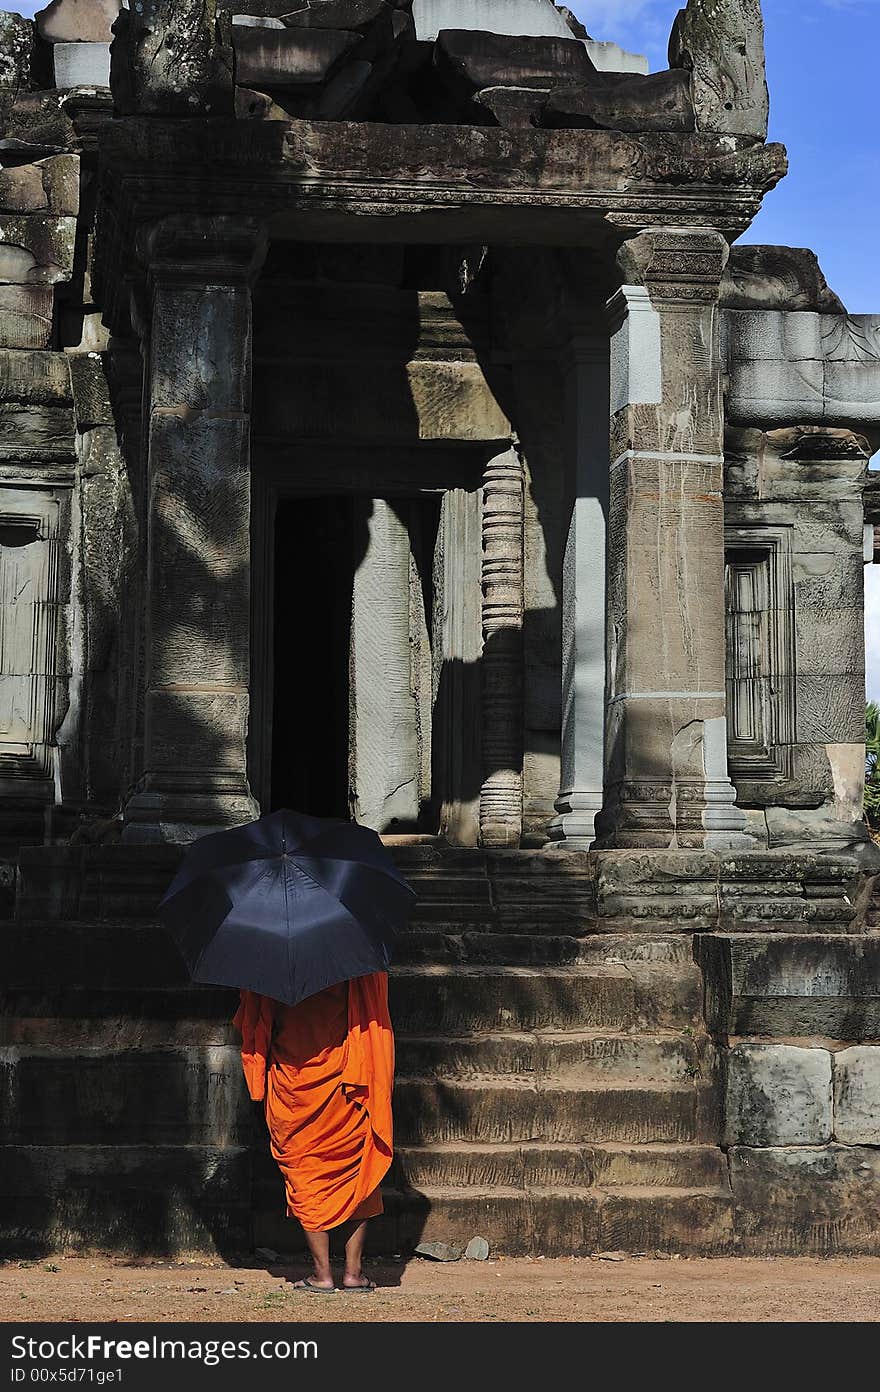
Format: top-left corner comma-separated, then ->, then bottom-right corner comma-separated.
1,0 -> 879,1256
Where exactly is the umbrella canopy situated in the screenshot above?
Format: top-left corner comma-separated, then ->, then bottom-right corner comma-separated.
157,808 -> 417,1007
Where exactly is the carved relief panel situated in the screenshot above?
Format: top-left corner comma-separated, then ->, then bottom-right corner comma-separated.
0,488 -> 66,795
724,525 -> 796,795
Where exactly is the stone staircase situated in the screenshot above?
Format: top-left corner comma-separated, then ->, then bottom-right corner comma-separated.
257,928 -> 733,1255
2,845 -> 735,1258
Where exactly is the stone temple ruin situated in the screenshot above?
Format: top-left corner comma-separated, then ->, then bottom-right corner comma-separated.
1,0 -> 879,1257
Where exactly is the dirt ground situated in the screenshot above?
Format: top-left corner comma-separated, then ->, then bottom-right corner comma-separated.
2,1253 -> 880,1323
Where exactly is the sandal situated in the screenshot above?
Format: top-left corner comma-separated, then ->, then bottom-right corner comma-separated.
290,1277 -> 337,1294
341,1278 -> 376,1293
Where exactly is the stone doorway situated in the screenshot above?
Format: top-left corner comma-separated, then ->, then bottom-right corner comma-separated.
267,491 -> 458,836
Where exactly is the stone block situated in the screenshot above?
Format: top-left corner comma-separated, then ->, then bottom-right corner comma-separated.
0,167 -> 47,214
0,349 -> 71,404
699,933 -> 880,1040
232,25 -> 359,88
412,0 -> 574,42
834,1046 -> 880,1145
730,1145 -> 880,1255
0,91 -> 77,149
69,353 -> 112,429
723,1042 -> 832,1147
0,12 -> 33,96
542,69 -> 694,133
0,215 -> 76,286
435,27 -> 596,95
37,0 -> 120,44
0,403 -> 75,460
0,285 -> 53,349
53,41 -> 111,87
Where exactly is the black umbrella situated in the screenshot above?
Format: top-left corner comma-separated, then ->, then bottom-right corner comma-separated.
157,808 -> 417,1007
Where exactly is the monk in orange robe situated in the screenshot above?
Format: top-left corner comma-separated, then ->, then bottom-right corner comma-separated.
233,971 -> 394,1292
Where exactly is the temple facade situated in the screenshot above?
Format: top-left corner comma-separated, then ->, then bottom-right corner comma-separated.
2,0 -> 880,1256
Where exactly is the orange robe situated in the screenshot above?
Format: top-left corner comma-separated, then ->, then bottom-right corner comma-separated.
232,972 -> 394,1232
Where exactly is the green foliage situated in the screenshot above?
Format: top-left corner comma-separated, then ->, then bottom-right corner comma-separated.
866,702 -> 880,827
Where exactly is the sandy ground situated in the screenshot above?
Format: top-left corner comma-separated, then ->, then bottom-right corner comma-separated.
2,1253 -> 880,1323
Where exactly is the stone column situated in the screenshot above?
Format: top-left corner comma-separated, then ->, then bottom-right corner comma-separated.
122,214 -> 267,842
596,228 -> 749,849
550,334 -> 609,848
480,446 -> 524,847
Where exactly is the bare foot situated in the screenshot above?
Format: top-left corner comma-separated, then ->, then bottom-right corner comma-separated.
342,1273 -> 376,1292
291,1275 -> 336,1293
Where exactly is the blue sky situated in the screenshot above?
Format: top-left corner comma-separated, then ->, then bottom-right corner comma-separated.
570,0 -> 880,700
6,0 -> 879,698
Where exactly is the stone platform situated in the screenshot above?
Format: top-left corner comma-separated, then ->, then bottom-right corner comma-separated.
2,843 -> 879,1258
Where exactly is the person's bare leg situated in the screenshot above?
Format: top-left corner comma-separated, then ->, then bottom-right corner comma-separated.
293,1228 -> 334,1290
341,1219 -> 374,1290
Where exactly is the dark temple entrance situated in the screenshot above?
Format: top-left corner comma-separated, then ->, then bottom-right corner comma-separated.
269,493 -> 444,830
270,497 -> 353,817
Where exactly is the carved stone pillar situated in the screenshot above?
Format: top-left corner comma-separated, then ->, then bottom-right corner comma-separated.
122,214 -> 267,842
596,228 -> 749,849
480,445 -> 524,847
550,334 -> 609,848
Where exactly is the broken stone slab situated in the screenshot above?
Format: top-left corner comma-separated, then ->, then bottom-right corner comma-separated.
464,1235 -> 489,1260
723,1042 -> 832,1148
0,12 -> 34,96
110,2 -> 234,117
668,0 -> 768,139
0,283 -> 54,348
475,84 -> 546,128
434,28 -> 597,95
0,214 -> 76,285
53,42 -> 111,88
37,0 -> 120,43
232,14 -> 285,25
542,68 -> 694,132
232,25 -> 360,88
414,1240 -> 463,1261
234,84 -> 293,118
721,246 -> 846,314
833,1046 -> 880,1146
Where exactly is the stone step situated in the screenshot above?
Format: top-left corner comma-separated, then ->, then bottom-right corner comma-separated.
387,1142 -> 729,1191
0,1144 -> 251,1256
254,1185 -> 735,1257
392,1077 -> 718,1145
395,1030 -> 706,1083
390,964 -> 701,1033
395,931 -> 696,965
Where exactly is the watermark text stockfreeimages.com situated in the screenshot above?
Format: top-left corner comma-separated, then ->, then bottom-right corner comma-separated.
10,1333 -> 317,1371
